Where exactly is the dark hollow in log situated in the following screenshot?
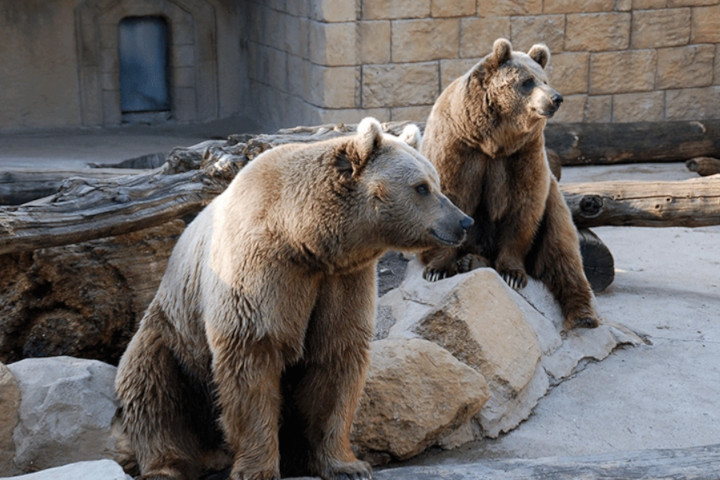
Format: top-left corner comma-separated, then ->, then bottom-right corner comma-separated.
560,175 -> 720,228
545,119 -> 720,165
578,229 -> 614,292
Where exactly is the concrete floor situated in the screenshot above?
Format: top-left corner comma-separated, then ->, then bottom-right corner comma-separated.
1,124 -> 718,472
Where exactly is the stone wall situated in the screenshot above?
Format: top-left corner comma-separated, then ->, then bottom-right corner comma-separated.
244,0 -> 720,131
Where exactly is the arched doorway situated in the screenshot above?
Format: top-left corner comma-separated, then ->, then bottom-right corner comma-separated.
118,16 -> 170,122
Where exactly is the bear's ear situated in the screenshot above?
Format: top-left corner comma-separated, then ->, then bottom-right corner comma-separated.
343,117 -> 383,176
398,124 -> 422,150
528,43 -> 550,69
487,38 -> 513,70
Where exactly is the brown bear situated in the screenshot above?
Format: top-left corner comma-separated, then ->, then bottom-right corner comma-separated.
114,117 -> 473,480
420,38 -> 599,330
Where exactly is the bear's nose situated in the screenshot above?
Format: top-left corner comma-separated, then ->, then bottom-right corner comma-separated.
460,215 -> 474,231
552,93 -> 563,108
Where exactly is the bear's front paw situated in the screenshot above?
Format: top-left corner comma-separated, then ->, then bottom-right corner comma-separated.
499,268 -> 528,290
423,267 -> 454,282
230,469 -> 280,480
321,459 -> 373,480
457,253 -> 490,273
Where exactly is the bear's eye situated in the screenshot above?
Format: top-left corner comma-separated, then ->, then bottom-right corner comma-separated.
415,183 -> 430,196
522,78 -> 534,90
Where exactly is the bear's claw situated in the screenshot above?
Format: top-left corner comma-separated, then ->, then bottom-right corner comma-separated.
501,270 -> 527,290
423,268 -> 449,282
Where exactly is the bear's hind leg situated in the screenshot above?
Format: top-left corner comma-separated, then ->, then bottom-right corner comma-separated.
115,310 -> 205,480
527,180 -> 599,330
294,268 -> 374,480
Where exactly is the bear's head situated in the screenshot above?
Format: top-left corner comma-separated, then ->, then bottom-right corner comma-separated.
466,38 -> 563,129
339,118 -> 473,252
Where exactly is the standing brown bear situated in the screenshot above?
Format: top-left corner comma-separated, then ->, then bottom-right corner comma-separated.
420,38 -> 599,330
114,118 -> 472,480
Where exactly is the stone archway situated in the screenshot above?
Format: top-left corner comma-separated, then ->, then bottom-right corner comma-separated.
74,0 -> 219,126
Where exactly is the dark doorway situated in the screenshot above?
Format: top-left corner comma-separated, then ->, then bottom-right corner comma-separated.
119,16 -> 170,117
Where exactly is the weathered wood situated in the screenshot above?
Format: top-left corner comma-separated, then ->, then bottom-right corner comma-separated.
686,156 -> 720,176
545,119 -> 720,165
0,168 -> 140,205
376,443 -> 720,479
561,175 -> 720,228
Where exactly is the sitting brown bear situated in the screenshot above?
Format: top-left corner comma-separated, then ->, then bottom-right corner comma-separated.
420,38 -> 599,330
114,118 -> 472,480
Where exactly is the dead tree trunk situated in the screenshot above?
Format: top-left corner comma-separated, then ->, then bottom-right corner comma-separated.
561,175 -> 720,228
545,119 -> 720,165
686,157 -> 720,177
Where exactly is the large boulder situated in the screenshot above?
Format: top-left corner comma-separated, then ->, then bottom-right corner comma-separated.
5,357 -> 118,474
377,259 -> 644,443
3,459 -> 131,480
352,338 -> 489,463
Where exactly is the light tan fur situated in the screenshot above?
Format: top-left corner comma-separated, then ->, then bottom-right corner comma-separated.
420,38 -> 599,330
115,118 -> 472,480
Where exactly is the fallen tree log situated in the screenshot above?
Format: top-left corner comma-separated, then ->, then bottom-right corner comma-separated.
561,174 -> 720,228
686,156 -> 720,177
545,119 -> 720,165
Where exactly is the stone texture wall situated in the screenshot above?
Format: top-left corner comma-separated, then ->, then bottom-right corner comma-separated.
244,0 -> 720,131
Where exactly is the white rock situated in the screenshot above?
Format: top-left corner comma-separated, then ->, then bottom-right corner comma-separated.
7,357 -> 119,473
0,459 -> 131,480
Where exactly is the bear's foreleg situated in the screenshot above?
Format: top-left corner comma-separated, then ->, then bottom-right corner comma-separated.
528,180 -> 599,330
211,335 -> 284,480
295,268 -> 374,480
115,307 -> 205,480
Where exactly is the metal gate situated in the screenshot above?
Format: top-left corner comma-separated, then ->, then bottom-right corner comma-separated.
118,16 -> 170,113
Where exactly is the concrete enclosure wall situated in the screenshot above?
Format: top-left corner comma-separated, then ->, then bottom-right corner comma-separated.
244,0 -> 720,131
2,0 -> 719,132
0,0 -> 245,131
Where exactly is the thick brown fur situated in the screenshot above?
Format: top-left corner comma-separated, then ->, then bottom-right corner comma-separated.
420,38 -> 599,330
114,118 -> 472,480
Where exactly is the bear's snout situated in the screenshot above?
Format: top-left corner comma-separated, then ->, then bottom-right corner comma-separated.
551,92 -> 563,109
460,215 -> 474,231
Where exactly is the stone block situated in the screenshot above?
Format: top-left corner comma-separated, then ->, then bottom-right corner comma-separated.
391,18 -> 460,63
362,0 -> 431,19
616,0 -> 632,10
584,95 -> 612,122
7,357 -> 119,473
665,86 -> 720,120
543,0 -> 614,13
431,0 -> 475,17
691,5 -> 720,43
716,45 -> 720,85
283,14 -> 308,59
362,62 -> 439,108
7,460 -> 132,480
589,50 -> 656,94
547,52 -> 589,96
632,0 -> 667,8
287,55 -> 312,98
657,45 -> 715,89
669,0 -> 717,5
612,91 -> 665,122
459,16 -> 511,58
390,105 -> 434,122
317,107 -> 390,125
566,12 -> 631,52
548,94 -> 586,123
351,338 -> 489,461
482,0 -> 543,15
510,15 -> 565,53
440,58 -> 480,91
310,66 -> 359,109
263,8 -> 286,51
309,21 -> 357,66
310,0 -> 357,22
631,8 -> 691,48
359,21 -> 391,64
